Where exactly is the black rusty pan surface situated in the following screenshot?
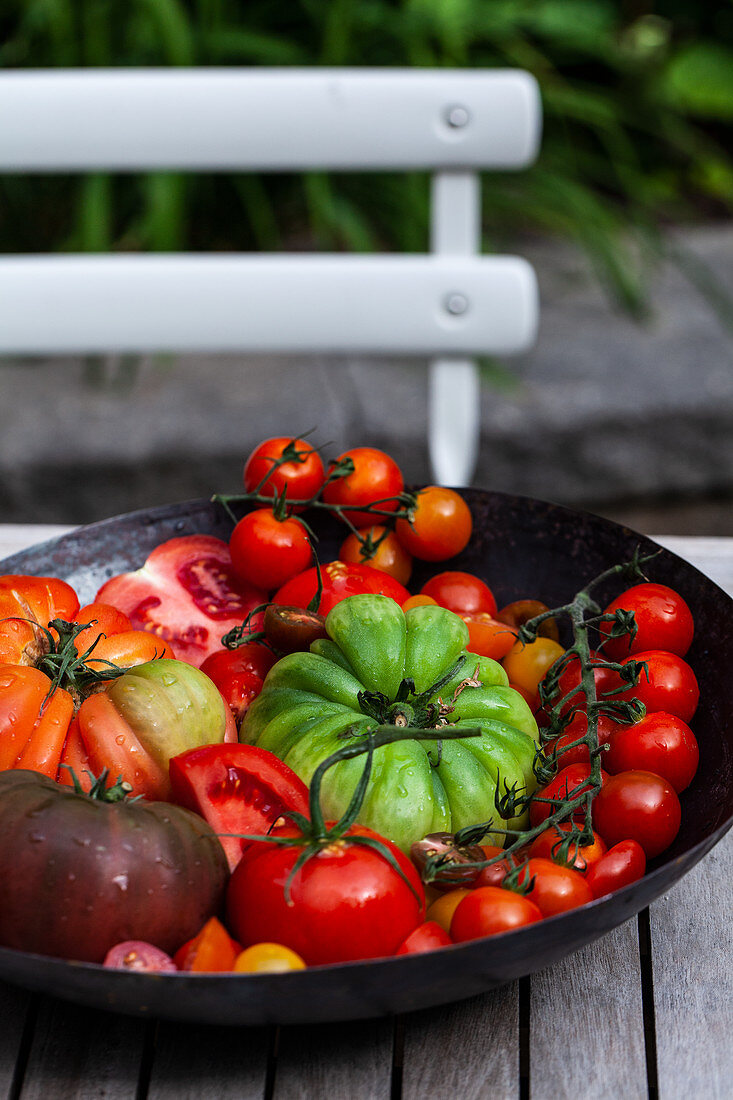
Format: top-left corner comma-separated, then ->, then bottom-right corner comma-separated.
0,490 -> 729,1025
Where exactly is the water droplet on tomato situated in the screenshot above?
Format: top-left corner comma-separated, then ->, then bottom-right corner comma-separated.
115,734 -> 126,746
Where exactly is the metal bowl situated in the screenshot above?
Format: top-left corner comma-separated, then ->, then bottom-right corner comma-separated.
0,490 -> 730,1026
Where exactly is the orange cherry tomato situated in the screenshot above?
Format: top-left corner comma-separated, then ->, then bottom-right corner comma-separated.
174,917 -> 241,972
502,637 -> 566,696
339,525 -> 412,586
402,594 -> 437,611
528,823 -> 607,872
426,888 -> 472,933
462,613 -> 518,660
396,486 -> 472,561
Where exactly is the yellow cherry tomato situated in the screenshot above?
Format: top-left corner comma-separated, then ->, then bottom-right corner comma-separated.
233,942 -> 306,973
426,889 -> 473,933
502,637 -> 566,696
402,594 -> 438,611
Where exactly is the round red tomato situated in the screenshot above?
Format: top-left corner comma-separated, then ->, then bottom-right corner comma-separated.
602,711 -> 699,793
474,847 -> 519,889
273,561 -> 410,616
226,821 -> 424,965
518,857 -> 593,917
96,535 -> 268,667
550,653 -> 624,718
450,886 -> 543,941
322,447 -> 404,527
544,711 -> 624,769
419,571 -> 497,617
592,770 -> 681,859
200,644 -> 276,724
619,650 -> 699,724
339,525 -> 412,586
600,582 -> 694,659
585,839 -> 647,899
229,509 -> 312,591
395,921 -> 452,955
243,436 -> 325,508
395,486 -> 472,561
530,763 -> 609,827
528,823 -> 607,872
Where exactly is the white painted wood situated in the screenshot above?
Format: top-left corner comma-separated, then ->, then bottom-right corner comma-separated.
0,524 -> 76,560
0,253 -> 538,356
530,921 -> 648,1099
0,69 -> 541,172
654,536 -> 733,597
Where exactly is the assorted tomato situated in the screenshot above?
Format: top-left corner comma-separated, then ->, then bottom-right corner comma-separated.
0,433 -> 708,974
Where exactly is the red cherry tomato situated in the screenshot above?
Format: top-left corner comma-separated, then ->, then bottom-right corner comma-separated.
96,535 -> 268,667
419,571 -> 497,617
169,743 -> 310,871
450,886 -> 543,941
226,821 -> 424,965
550,653 -> 624,718
518,857 -> 593,917
461,613 -> 518,660
528,823 -> 607,872
585,839 -> 647,898
395,486 -> 472,561
593,770 -> 681,859
600,583 -> 694,659
543,711 -> 624,769
273,561 -> 411,616
322,447 -> 404,527
619,650 -> 699,724
395,921 -> 453,955
200,644 -> 276,724
243,436 -> 325,509
474,846 -> 519,889
530,763 -> 609,827
602,711 -> 699,793
229,509 -> 312,591
339,525 -> 412,586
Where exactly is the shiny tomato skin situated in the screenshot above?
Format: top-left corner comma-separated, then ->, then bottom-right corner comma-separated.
520,857 -> 593,917
229,509 -> 312,591
600,583 -> 694,659
503,637 -> 566,697
263,604 -> 328,653
419,571 -> 497,617
544,711 -> 623,769
322,447 -> 404,527
585,839 -> 647,898
173,916 -> 240,972
395,486 -> 472,561
461,614 -> 517,661
234,942 -> 306,972
528,823 -> 607,871
474,848 -> 518,889
339,525 -> 412,586
619,650 -> 699,724
602,711 -> 699,793
395,921 -> 453,954
243,436 -> 326,508
551,653 -> 624,718
96,535 -> 268,667
450,886 -> 543,942
426,888 -> 472,932
170,743 -> 310,871
496,600 -> 560,642
226,821 -> 424,965
593,770 -> 681,859
273,561 -> 410,616
0,665 -> 74,779
200,646 -> 274,723
530,763 -> 609,828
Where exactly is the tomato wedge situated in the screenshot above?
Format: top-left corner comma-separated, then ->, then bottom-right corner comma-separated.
96,535 -> 268,666
273,560 -> 410,616
169,743 -> 310,870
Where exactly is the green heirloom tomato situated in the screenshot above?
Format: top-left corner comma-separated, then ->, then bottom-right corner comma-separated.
239,595 -> 540,852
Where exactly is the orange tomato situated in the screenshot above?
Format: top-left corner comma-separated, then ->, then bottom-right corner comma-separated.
502,637 -> 566,696
339,525 -> 412,586
396,486 -> 472,561
462,613 -> 518,660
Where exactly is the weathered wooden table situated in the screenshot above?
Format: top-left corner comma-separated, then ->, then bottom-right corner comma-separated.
0,526 -> 730,1100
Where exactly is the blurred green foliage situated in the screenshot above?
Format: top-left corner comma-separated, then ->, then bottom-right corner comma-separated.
1,0 -> 733,317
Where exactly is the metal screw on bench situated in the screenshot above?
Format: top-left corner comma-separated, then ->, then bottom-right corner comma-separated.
444,292 -> 469,315
445,105 -> 470,128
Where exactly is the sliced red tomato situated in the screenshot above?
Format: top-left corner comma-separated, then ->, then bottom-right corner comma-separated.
169,743 -> 310,870
173,916 -> 241,973
273,561 -> 410,616
96,535 -> 268,667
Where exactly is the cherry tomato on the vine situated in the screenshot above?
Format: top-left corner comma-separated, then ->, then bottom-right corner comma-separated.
585,839 -> 647,899
322,447 -> 404,527
503,636 -> 566,697
339,525 -> 412,586
602,711 -> 699,793
518,857 -> 593,917
550,653 -> 624,719
543,711 -> 624,769
530,763 -> 609,828
229,509 -> 312,591
419,571 -> 497,617
528,823 -> 607,872
243,436 -> 325,508
592,770 -> 681,859
395,486 -> 472,561
450,886 -> 543,941
619,650 -> 699,724
600,583 -> 694,659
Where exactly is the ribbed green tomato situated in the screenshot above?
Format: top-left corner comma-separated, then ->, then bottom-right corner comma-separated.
240,595 -> 539,852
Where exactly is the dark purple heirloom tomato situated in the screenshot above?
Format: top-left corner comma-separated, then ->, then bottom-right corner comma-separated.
0,770 -> 228,963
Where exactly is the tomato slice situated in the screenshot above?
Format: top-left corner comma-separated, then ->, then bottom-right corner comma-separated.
273,561 -> 411,616
169,743 -> 310,871
95,535 -> 268,667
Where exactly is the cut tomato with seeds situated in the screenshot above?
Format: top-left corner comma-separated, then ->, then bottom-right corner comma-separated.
169,743 -> 310,871
96,536 -> 268,667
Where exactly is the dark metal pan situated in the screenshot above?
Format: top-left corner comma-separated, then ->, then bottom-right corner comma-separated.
0,490 -> 730,1026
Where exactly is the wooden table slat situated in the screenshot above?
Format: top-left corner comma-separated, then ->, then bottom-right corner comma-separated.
272,1019 -> 394,1100
148,1021 -> 272,1100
